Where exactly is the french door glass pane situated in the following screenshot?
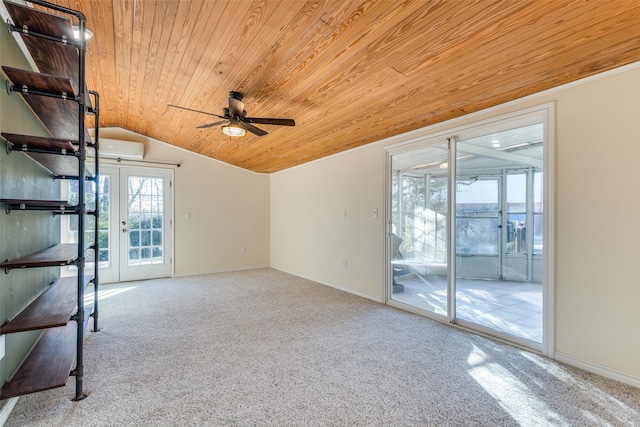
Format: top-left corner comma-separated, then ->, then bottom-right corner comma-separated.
127,176 -> 164,266
67,175 -> 110,267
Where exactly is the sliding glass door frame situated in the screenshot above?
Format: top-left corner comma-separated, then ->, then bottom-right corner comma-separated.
385,103 -> 555,356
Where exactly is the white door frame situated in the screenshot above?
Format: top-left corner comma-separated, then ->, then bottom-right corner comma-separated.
64,164 -> 174,283
385,103 -> 555,357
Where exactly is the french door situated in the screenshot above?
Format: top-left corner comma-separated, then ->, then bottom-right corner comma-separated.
118,167 -> 173,281
388,106 -> 551,352
63,165 -> 173,283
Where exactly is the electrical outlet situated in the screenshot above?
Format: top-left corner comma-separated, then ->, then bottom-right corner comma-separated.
341,259 -> 348,268
241,247 -> 247,254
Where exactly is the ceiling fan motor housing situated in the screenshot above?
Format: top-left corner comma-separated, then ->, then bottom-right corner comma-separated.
229,91 -> 243,101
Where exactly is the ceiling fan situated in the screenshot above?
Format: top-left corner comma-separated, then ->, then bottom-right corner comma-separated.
168,91 -> 295,137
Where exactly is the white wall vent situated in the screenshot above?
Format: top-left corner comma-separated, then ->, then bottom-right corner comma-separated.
90,138 -> 144,160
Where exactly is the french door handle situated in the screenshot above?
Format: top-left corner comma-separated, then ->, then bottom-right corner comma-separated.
122,228 -> 128,233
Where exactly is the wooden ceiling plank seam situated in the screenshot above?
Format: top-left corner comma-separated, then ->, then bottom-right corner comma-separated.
396,1 -> 637,78
247,0 -> 430,132
150,0 -> 217,140
247,0 -> 403,111
144,0 -> 206,134
387,1 -> 537,77
161,0 -> 304,150
181,10 -> 338,150
404,8 -> 640,100
86,0 -> 116,127
284,0 -> 640,134
182,0 -> 269,116
126,0 -> 156,133
178,0 -> 368,140
162,1 -> 232,146
231,25 -> 640,174
296,34 -> 631,158
232,0 -> 508,150
175,2 -> 288,119
169,0 -> 250,115
225,66 -> 403,163
135,0 -> 180,133
165,0 -> 228,111
234,0 -> 344,114
240,0 -> 362,114
137,0 -> 185,134
188,0 -> 290,108
112,0 -> 136,126
230,1 -> 315,106
289,1 -> 518,111
192,0 -> 524,153
152,1 -> 206,123
241,23 -> 640,173
130,0 -> 159,133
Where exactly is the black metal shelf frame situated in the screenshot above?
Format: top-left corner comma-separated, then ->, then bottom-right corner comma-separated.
4,0 -> 100,402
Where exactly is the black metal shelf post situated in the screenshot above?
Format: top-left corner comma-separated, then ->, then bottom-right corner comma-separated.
3,0 -> 100,402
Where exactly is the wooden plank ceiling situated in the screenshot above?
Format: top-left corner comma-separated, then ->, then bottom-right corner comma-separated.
38,0 -> 640,173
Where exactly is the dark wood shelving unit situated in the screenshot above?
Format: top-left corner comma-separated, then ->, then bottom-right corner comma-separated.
1,243 -> 91,271
0,323 -> 77,399
2,66 -> 90,142
3,0 -> 81,93
1,0 -> 100,401
1,132 -> 94,179
0,275 -> 92,334
1,198 -> 76,214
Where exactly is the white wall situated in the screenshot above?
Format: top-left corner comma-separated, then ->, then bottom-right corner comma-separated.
95,128 -> 270,276
271,64 -> 640,383
271,145 -> 386,300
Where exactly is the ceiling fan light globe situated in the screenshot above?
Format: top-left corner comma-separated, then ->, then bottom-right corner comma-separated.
222,125 -> 246,137
72,25 -> 93,40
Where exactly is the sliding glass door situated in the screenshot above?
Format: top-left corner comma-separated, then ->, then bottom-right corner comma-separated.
388,107 -> 550,350
454,127 -> 543,342
390,141 -> 449,316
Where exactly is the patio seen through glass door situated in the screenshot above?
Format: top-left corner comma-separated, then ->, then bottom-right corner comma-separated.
389,120 -> 545,346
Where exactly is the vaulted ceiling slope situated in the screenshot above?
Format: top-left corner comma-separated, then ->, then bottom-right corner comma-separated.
44,0 -> 640,173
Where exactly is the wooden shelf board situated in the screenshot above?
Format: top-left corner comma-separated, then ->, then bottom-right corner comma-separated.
4,0 -> 80,94
24,152 -> 93,178
2,67 -> 85,141
1,198 -> 75,212
1,243 -> 91,270
0,322 -> 76,399
2,132 -> 78,153
1,133 -> 92,178
2,66 -> 76,95
3,1 -> 75,40
0,275 -> 92,334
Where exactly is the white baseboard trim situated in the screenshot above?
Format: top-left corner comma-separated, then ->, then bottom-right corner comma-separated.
173,265 -> 271,278
271,267 -> 384,303
554,352 -> 640,389
0,397 -> 19,427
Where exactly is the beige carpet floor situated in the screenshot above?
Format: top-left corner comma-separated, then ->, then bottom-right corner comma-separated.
5,268 -> 640,426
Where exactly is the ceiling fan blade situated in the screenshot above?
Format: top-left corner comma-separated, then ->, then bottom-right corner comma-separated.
244,117 -> 295,126
228,92 -> 245,117
196,120 -> 229,129
167,104 -> 225,119
237,120 -> 267,136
